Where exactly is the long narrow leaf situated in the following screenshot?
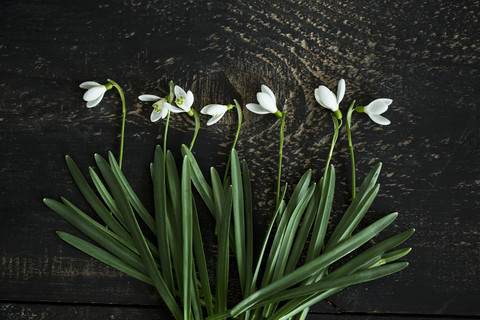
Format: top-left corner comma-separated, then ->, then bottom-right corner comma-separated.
181,155 -> 193,319
216,185 -> 232,313
108,152 -> 156,234
242,160 -> 254,298
192,200 -> 214,315
57,231 -> 152,285
230,212 -> 398,317
89,167 -> 125,225
181,145 -> 215,215
231,148 -> 246,294
94,154 -> 182,320
152,145 -> 175,292
65,156 -> 130,241
45,198 -> 146,273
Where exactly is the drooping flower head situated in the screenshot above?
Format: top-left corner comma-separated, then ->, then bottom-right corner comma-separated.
358,98 -> 392,125
201,104 -> 235,126
139,95 -> 169,122
167,85 -> 194,116
246,85 -> 282,118
80,81 -> 113,108
314,79 -> 345,119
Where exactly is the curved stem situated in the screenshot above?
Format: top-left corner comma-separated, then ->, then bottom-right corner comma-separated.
164,81 -> 175,154
323,115 -> 342,188
223,100 -> 243,184
346,100 -> 356,200
189,110 -> 200,150
164,111 -> 171,155
107,79 -> 126,169
276,112 -> 286,209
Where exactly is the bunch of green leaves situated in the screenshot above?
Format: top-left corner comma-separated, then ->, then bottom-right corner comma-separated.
44,145 -> 413,320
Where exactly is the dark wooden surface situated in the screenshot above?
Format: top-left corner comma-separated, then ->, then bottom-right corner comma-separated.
1,0 -> 479,319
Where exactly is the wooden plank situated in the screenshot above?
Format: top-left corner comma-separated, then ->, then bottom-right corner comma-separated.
0,0 -> 479,318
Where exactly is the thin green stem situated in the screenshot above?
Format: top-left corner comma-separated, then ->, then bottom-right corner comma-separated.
163,111 -> 171,156
223,100 -> 243,184
276,112 -> 286,209
346,100 -> 356,200
107,79 -> 126,169
189,110 -> 201,150
322,115 -> 342,189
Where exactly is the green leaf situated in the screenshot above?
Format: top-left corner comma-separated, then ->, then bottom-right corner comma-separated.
152,145 -> 174,292
230,212 -> 398,317
181,155 -> 193,319
257,262 -> 408,306
65,156 -> 130,241
216,185 -> 232,314
326,182 -> 379,251
230,148 -> 246,294
56,231 -> 152,285
94,154 -> 182,320
108,152 -> 156,234
45,198 -> 146,273
181,144 -> 215,215
306,165 -> 335,262
242,160 -> 254,298
192,200 -> 214,316
88,167 -> 125,225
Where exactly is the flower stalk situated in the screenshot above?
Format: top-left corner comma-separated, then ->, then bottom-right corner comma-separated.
276,111 -> 286,209
346,100 -> 356,199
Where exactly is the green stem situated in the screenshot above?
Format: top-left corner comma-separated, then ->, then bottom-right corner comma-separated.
223,100 -> 243,184
323,115 -> 342,188
346,100 -> 356,200
164,111 -> 171,155
276,112 -> 286,209
189,110 -> 200,150
107,79 -> 126,169
163,80 -> 176,155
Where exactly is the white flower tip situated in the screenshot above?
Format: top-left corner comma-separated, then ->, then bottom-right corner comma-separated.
337,79 -> 346,103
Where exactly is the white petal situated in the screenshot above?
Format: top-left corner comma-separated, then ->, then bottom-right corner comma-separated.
83,86 -> 106,101
365,98 -> 392,115
80,81 -> 101,89
314,86 -> 338,111
368,114 -> 391,125
185,90 -> 194,109
174,85 -> 187,100
86,92 -> 105,108
201,104 -> 227,115
206,112 -> 226,126
257,92 -> 278,113
261,85 -> 276,105
150,110 -> 162,122
139,94 -> 161,101
337,79 -> 345,104
246,103 -> 270,114
165,102 -> 185,113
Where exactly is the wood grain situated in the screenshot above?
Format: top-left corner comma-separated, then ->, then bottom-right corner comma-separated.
0,0 -> 479,319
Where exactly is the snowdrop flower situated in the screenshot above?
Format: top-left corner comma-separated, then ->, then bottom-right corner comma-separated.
246,85 -> 282,118
80,81 -> 112,108
314,79 -> 345,119
138,94 -> 184,122
358,98 -> 392,125
201,104 -> 234,126
166,85 -> 194,116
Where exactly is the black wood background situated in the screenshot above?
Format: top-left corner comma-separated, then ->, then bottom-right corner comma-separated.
1,0 -> 479,319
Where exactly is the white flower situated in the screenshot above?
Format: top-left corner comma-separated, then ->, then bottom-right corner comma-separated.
138,94 -> 184,122
362,98 -> 392,125
314,79 -> 345,112
166,85 -> 194,113
80,81 -> 109,108
201,104 -> 228,126
246,85 -> 281,116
